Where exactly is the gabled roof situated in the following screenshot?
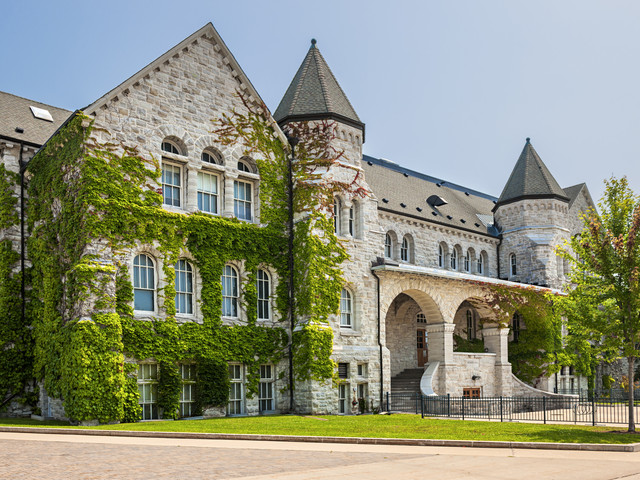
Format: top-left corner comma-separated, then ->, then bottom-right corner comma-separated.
274,40 -> 364,134
362,155 -> 499,237
495,138 -> 569,209
0,91 -> 71,147
84,23 -> 267,117
564,182 -> 596,211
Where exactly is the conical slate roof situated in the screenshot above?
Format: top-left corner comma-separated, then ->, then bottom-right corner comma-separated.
274,39 -> 364,133
495,138 -> 569,209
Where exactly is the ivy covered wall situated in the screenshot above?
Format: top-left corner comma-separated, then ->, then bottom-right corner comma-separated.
23,110 -> 350,423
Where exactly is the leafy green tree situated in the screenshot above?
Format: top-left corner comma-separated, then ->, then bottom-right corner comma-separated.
558,177 -> 640,432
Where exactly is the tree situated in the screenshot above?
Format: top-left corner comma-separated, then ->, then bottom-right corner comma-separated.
558,177 -> 640,432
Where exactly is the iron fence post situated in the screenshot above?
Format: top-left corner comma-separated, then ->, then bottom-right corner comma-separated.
415,393 -> 418,415
543,396 -> 546,424
447,393 -> 450,418
386,391 -> 390,413
421,394 -> 424,418
462,394 -> 465,421
592,394 -> 596,426
500,396 -> 503,422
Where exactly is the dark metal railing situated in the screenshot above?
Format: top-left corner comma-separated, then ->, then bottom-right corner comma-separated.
384,392 -> 640,425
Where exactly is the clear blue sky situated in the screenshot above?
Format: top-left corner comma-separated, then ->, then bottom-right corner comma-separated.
3,0 -> 640,203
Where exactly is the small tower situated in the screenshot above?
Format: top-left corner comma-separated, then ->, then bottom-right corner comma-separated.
494,139 -> 571,288
274,39 -> 365,166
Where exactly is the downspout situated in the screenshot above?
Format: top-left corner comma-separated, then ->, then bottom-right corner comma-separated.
371,269 -> 384,407
286,135 -> 299,413
496,234 -> 502,279
18,141 -> 26,328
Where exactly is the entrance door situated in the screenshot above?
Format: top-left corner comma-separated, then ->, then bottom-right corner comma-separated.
417,329 -> 428,367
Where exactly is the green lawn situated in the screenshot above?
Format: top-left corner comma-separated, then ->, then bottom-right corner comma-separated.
1,415 -> 639,444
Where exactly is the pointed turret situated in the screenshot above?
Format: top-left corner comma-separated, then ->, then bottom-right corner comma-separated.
494,138 -> 568,210
274,39 -> 364,137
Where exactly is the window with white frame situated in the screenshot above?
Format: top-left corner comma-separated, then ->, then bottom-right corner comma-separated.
438,244 -> 444,267
228,364 -> 243,415
222,265 -> 238,318
357,363 -> 368,377
202,149 -> 221,165
197,171 -> 219,214
133,254 -> 155,312
384,233 -> 392,258
357,383 -> 368,404
257,269 -> 270,321
238,160 -> 252,173
161,140 -> 181,155
401,237 -> 409,262
259,364 -> 274,413
138,363 -> 158,420
338,382 -> 350,414
162,162 -> 182,207
334,198 -> 342,235
175,260 -> 193,315
464,250 -> 470,272
466,310 -> 476,340
179,364 -> 196,418
450,248 -> 458,270
234,180 -> 252,221
340,288 -> 353,328
510,253 -> 517,276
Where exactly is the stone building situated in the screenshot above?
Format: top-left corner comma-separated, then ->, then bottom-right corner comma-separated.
0,22 -> 593,422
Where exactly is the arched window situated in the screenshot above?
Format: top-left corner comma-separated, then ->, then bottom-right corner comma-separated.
340,288 -> 353,328
438,244 -> 444,268
238,160 -> 252,173
450,248 -> 458,270
464,250 -> 470,272
222,265 -> 239,318
202,149 -> 222,165
510,253 -> 517,276
257,269 -> 270,321
466,310 -> 476,340
416,313 -> 427,324
384,233 -> 393,258
477,252 -> 485,275
133,254 -> 155,312
512,312 -> 522,342
161,140 -> 181,155
334,198 -> 342,235
401,237 -> 409,262
175,260 -> 193,315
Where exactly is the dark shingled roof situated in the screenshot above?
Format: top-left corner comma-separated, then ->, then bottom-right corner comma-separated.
362,155 -> 499,237
0,91 -> 71,146
274,41 -> 364,132
495,139 -> 569,209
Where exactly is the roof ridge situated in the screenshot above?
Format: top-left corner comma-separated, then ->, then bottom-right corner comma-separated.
0,90 -> 71,113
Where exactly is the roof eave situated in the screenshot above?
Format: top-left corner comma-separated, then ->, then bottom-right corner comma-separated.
493,193 -> 570,212
276,112 -> 365,141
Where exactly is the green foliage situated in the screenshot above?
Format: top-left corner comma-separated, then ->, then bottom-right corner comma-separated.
196,359 -> 230,409
21,103 -> 352,423
557,176 -> 640,431
453,335 -> 485,353
122,364 -> 142,423
0,164 -> 18,229
157,361 -> 181,419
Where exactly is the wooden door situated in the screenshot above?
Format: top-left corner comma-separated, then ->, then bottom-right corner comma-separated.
417,329 -> 428,367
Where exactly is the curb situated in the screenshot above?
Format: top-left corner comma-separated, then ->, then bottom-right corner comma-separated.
1,426 -> 638,452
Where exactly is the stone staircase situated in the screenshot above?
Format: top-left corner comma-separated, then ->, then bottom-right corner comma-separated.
390,368 -> 424,394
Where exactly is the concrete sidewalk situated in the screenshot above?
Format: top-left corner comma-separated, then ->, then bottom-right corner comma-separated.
1,431 -> 640,479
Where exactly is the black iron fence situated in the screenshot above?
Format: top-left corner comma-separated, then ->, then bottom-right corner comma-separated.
555,387 -> 640,401
384,392 -> 640,426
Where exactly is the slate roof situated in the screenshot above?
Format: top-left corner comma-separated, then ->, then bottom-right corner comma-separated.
274,40 -> 364,131
362,155 -> 500,237
0,91 -> 71,146
495,139 -> 569,209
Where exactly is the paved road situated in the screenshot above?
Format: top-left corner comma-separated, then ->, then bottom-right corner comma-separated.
2,432 -> 640,479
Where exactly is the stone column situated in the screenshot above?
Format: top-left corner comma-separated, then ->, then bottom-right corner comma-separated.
482,325 -> 512,395
223,174 -> 237,218
425,322 -> 455,394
